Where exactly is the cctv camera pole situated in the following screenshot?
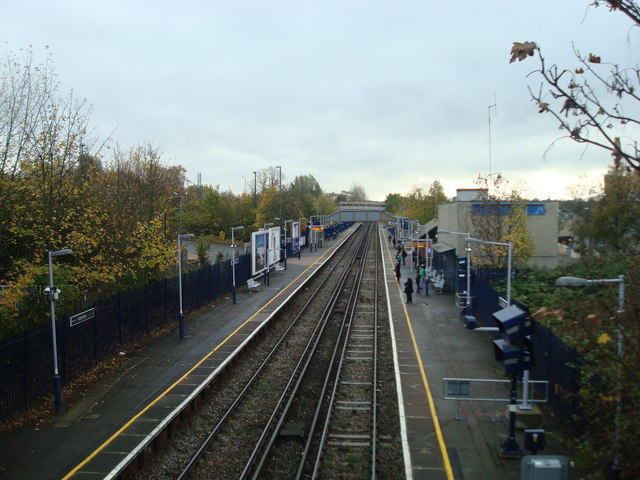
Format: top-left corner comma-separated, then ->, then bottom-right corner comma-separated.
48,248 -> 72,414
48,251 -> 63,414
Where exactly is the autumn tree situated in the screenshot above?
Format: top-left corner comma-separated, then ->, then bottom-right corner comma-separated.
346,181 -> 368,202
0,47 -> 99,277
0,48 -> 183,331
383,180 -> 448,223
384,193 -> 403,214
282,174 -> 321,222
580,165 -> 640,255
255,186 -> 280,229
312,194 -> 338,216
510,1 -> 640,172
470,174 -> 534,266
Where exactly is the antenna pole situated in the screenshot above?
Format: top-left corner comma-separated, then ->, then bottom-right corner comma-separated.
488,99 -> 497,176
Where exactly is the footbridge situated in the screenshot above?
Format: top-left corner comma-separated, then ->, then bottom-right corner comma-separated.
324,201 -> 396,223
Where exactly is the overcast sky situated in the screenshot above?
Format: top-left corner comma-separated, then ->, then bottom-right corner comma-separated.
3,1 -> 637,201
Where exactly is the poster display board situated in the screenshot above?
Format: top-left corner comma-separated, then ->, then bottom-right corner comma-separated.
292,221 -> 300,252
267,227 -> 281,266
251,231 -> 268,276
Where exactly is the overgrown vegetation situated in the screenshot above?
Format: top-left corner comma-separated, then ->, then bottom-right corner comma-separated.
0,48 -> 366,341
508,256 -> 639,479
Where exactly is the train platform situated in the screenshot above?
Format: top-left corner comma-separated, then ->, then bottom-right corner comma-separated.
0,225 -> 573,480
0,238 -> 340,480
383,233 -> 575,480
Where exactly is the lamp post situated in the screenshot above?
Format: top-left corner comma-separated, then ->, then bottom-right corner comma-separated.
439,230 -> 471,312
309,215 -> 316,252
47,248 -> 73,414
231,226 -> 244,304
410,221 -> 419,269
298,217 -> 306,259
177,233 -> 195,339
173,192 -> 185,235
253,171 -> 257,208
276,166 -> 282,229
556,275 -> 625,479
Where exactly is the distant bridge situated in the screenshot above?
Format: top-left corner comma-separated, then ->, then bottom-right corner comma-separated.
324,201 -> 396,223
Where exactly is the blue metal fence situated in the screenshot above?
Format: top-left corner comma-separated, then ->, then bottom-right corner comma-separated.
471,266 -> 585,421
0,253 -> 252,421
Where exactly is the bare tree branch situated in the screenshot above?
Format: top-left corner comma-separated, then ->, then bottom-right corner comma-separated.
512,2 -> 640,172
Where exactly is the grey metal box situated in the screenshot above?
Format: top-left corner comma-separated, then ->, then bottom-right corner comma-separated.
520,455 -> 568,480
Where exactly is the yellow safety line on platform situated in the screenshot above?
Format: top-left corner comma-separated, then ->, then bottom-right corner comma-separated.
62,258 -> 323,480
384,237 -> 454,480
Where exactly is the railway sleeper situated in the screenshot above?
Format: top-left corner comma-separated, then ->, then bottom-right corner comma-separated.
335,401 -> 372,411
326,440 -> 371,447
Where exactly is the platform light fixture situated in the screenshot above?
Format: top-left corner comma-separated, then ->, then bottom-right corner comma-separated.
47,248 -> 73,414
276,165 -> 282,228
231,226 -> 244,304
298,218 -> 306,258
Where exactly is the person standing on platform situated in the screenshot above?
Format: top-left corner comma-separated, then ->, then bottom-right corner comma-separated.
419,264 -> 426,294
415,270 -> 422,293
401,247 -> 407,266
388,233 -> 392,244
404,277 -> 414,304
394,262 -> 401,282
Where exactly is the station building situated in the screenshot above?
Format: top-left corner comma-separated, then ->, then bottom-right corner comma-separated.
436,188 -> 560,269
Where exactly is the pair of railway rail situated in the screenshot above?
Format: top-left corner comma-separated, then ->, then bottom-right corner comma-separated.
167,223 -> 391,479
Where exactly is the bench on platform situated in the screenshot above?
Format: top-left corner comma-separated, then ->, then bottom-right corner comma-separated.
433,274 -> 445,293
274,264 -> 285,275
247,278 -> 261,292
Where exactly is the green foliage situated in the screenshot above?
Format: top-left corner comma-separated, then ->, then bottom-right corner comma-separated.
584,167 -> 640,255
510,253 -> 640,478
383,180 -> 448,223
384,193 -> 403,214
196,239 -> 210,268
471,174 -> 534,266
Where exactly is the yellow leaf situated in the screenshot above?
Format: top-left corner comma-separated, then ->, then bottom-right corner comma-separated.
597,333 -> 612,344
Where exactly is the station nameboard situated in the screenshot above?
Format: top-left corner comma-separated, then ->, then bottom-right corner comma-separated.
70,308 -> 95,327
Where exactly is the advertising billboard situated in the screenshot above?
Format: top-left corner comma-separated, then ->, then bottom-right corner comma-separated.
251,231 -> 268,276
267,227 -> 281,266
292,221 -> 300,252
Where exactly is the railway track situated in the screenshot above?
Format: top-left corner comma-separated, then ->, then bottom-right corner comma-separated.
307,222 -> 380,479
237,222 -> 380,480
131,223 -> 403,480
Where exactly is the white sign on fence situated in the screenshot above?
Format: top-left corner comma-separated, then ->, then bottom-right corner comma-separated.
70,308 -> 95,327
